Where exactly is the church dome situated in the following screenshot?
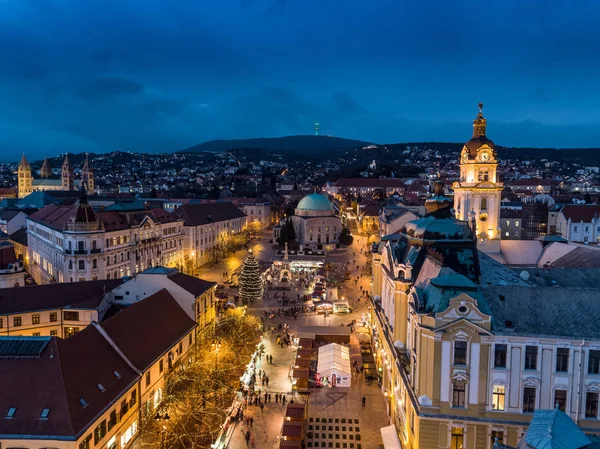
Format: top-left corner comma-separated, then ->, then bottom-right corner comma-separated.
297,193 -> 333,211
69,186 -> 99,228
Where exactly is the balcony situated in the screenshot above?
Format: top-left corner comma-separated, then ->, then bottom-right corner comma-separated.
141,237 -> 159,244
90,248 -> 102,254
74,249 -> 88,255
64,249 -> 72,254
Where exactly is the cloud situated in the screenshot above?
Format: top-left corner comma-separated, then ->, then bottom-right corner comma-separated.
332,92 -> 366,113
77,76 -> 145,100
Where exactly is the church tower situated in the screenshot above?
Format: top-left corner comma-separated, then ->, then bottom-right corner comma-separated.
62,153 -> 74,191
17,154 -> 33,198
81,153 -> 94,193
40,157 -> 51,179
452,103 -> 502,253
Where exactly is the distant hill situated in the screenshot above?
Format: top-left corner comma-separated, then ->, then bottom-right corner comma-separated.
179,135 -> 372,155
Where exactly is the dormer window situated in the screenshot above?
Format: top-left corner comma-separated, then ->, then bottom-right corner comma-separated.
40,408 -> 50,419
6,407 -> 16,419
97,383 -> 106,392
79,398 -> 88,408
113,370 -> 121,379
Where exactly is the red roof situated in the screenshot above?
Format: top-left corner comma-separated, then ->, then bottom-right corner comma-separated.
167,272 -> 216,297
101,289 -> 196,371
293,367 -> 309,379
279,440 -> 302,449
285,403 -> 306,420
334,178 -> 405,188
297,338 -> 313,349
0,327 -> 139,438
282,421 -> 304,438
560,205 -> 600,223
0,279 -> 124,314
172,203 -> 246,226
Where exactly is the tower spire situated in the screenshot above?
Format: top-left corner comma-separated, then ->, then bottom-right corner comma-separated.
19,153 -> 30,168
473,102 -> 486,137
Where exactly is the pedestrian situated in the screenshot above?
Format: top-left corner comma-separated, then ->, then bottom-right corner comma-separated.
245,430 -> 251,447
251,436 -> 255,447
250,416 -> 254,427
275,393 -> 279,403
266,377 -> 269,387
282,395 -> 287,405
362,396 -> 366,407
260,403 -> 264,412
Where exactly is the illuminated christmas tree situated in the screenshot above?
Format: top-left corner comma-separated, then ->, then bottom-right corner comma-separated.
239,250 -> 263,305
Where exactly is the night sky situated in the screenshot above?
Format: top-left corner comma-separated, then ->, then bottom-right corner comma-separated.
1,0 -> 599,160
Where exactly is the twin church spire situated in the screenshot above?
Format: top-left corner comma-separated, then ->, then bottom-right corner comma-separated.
17,153 -> 94,198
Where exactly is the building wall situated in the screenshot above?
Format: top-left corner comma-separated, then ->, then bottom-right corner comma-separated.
0,322 -> 196,449
111,274 -> 217,330
371,243 -> 600,449
27,219 -> 185,285
291,216 -> 340,247
241,204 -> 271,226
557,214 -> 600,243
500,218 -> 522,240
184,217 -> 246,268
0,307 -> 103,338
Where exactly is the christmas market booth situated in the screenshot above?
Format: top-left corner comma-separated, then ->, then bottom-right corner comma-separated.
317,343 -> 352,388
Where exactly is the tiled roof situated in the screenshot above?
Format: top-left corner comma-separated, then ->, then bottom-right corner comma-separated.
0,328 -> 138,438
518,408 -> 590,449
101,289 -> 196,371
29,205 -> 181,231
285,403 -> 306,419
560,204 -> 600,223
334,178 -> 405,188
482,284 -> 600,339
9,227 -> 27,246
167,272 -> 216,297
172,202 -> 246,226
282,421 -> 304,438
0,279 -> 123,314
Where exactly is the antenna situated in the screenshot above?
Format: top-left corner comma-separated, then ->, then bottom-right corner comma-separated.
314,122 -> 320,136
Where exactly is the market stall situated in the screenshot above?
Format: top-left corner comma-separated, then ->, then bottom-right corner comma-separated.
316,343 -> 352,388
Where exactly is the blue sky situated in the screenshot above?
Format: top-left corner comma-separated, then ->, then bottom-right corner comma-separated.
0,0 -> 599,159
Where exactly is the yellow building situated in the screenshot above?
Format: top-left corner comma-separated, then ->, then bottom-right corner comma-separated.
0,288 -> 196,449
371,182 -> 600,449
453,104 -> 503,254
17,153 -> 94,199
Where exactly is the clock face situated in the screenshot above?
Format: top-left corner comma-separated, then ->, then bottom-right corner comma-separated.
480,152 -> 490,162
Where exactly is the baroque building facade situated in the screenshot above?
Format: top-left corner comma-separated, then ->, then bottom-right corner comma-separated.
453,104 -> 502,253
371,182 -> 600,449
17,153 -> 94,198
26,189 -> 184,284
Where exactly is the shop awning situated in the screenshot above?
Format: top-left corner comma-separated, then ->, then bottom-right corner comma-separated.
380,425 -> 402,449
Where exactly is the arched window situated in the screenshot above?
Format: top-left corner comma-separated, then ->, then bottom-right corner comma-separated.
481,198 -> 487,210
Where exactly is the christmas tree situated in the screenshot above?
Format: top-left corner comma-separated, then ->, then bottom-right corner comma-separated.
239,250 -> 263,305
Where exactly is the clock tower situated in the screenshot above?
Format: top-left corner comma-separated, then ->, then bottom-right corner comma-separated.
453,103 -> 502,253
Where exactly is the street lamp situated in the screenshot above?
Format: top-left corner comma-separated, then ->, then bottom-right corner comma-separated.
191,250 -> 196,277
155,412 -> 170,449
212,340 -> 222,371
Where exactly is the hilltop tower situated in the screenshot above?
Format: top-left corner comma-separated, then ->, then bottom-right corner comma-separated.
17,154 -> 33,198
452,103 -> 502,253
40,157 -> 51,179
61,153 -> 75,191
81,153 -> 94,193
315,122 -> 320,136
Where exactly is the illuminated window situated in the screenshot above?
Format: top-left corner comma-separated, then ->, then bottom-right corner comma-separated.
450,427 -> 463,449
492,385 -> 505,411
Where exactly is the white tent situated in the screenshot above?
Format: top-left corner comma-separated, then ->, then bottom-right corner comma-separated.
317,343 -> 352,387
380,425 -> 402,449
